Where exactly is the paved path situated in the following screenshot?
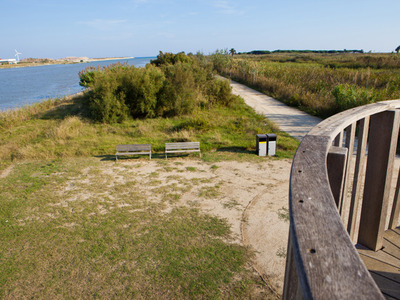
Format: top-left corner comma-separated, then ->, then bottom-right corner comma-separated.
229,80 -> 322,140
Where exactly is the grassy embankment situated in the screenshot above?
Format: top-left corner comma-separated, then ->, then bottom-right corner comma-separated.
213,52 -> 400,118
0,53 -> 298,298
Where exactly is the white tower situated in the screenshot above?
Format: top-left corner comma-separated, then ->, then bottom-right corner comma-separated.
15,49 -> 22,62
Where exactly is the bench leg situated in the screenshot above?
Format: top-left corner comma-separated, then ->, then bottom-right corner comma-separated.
150,152 -> 151,159
115,155 -> 118,162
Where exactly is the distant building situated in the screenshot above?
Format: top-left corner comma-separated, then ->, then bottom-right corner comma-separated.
0,58 -> 17,64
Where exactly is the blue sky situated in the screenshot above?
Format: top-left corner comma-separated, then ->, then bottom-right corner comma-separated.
0,0 -> 399,59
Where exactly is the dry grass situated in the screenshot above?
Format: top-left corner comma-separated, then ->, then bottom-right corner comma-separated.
216,53 -> 400,118
0,158 -> 274,299
0,93 -> 298,168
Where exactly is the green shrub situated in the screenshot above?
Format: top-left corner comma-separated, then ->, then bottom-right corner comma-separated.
87,71 -> 130,123
332,84 -> 375,111
79,66 -> 98,87
79,52 -> 238,123
123,65 -> 165,118
157,63 -> 197,117
207,79 -> 235,106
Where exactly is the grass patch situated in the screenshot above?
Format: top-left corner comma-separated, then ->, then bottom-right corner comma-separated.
0,93 -> 298,164
277,207 -> 289,222
0,158 -> 270,298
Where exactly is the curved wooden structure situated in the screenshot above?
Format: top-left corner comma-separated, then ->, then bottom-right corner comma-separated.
283,100 -> 400,299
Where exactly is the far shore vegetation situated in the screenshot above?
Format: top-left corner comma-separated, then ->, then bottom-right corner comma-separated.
212,49 -> 400,118
0,56 -> 134,69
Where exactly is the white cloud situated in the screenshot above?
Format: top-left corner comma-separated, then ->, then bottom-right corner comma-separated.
213,1 -> 243,15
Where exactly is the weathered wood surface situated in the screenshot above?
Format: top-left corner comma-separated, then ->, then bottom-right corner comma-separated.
327,146 -> 347,208
115,144 -> 152,160
348,116 -> 370,242
284,101 -> 400,299
283,231 -> 302,299
358,110 -> 400,251
357,229 -> 400,299
165,142 -> 201,158
340,123 -> 356,228
390,169 -> 400,229
288,134 -> 383,299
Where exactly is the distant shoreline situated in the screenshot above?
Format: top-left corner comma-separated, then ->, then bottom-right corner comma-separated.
0,56 -> 135,69
88,56 -> 134,62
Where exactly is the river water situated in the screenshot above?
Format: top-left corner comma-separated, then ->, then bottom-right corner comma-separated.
0,57 -> 154,111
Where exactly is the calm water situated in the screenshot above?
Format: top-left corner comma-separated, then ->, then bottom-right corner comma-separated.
0,57 -> 154,111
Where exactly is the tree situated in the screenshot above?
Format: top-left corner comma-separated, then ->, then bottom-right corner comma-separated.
229,48 -> 236,56
396,45 -> 400,54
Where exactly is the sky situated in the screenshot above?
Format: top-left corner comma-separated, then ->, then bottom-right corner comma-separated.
0,0 -> 399,59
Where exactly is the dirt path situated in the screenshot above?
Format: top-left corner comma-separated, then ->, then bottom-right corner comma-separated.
0,165 -> 14,178
229,79 -> 322,140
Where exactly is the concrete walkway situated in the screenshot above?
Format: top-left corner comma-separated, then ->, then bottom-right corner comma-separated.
229,80 -> 322,140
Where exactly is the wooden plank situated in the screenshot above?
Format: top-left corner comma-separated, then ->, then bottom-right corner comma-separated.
385,229 -> 400,243
165,149 -> 200,153
340,122 -> 356,227
116,144 -> 151,151
348,116 -> 370,242
333,130 -> 343,147
283,231 -> 302,300
368,272 -> 400,299
327,146 -> 348,208
390,166 -> 400,229
360,253 -> 400,284
165,142 -> 201,158
115,144 -> 151,161
165,142 -> 200,146
308,101 -> 400,139
357,244 -> 400,268
358,110 -> 400,251
289,134 -> 383,299
383,238 -> 400,261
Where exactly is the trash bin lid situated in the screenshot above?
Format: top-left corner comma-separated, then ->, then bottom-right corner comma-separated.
256,134 -> 267,141
266,133 -> 277,141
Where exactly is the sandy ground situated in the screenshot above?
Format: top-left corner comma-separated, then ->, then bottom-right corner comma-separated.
1,157 -> 291,296
105,158 -> 292,296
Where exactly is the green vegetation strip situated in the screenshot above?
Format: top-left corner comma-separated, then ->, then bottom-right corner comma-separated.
212,51 -> 400,118
0,93 -> 297,168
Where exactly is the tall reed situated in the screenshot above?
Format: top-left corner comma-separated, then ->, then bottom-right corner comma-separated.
212,52 -> 400,118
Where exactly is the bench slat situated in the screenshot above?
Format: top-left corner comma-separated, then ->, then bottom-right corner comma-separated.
165,142 -> 201,158
165,142 -> 200,149
117,144 -> 151,151
165,149 -> 200,153
116,144 -> 151,161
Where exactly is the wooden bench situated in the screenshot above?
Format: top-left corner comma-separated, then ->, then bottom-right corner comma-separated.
115,144 -> 151,161
165,142 -> 201,158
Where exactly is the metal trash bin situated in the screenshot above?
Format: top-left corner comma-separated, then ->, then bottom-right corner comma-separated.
256,134 -> 267,156
266,133 -> 277,156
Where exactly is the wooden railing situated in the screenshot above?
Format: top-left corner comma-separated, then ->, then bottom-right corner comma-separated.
283,100 -> 400,299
